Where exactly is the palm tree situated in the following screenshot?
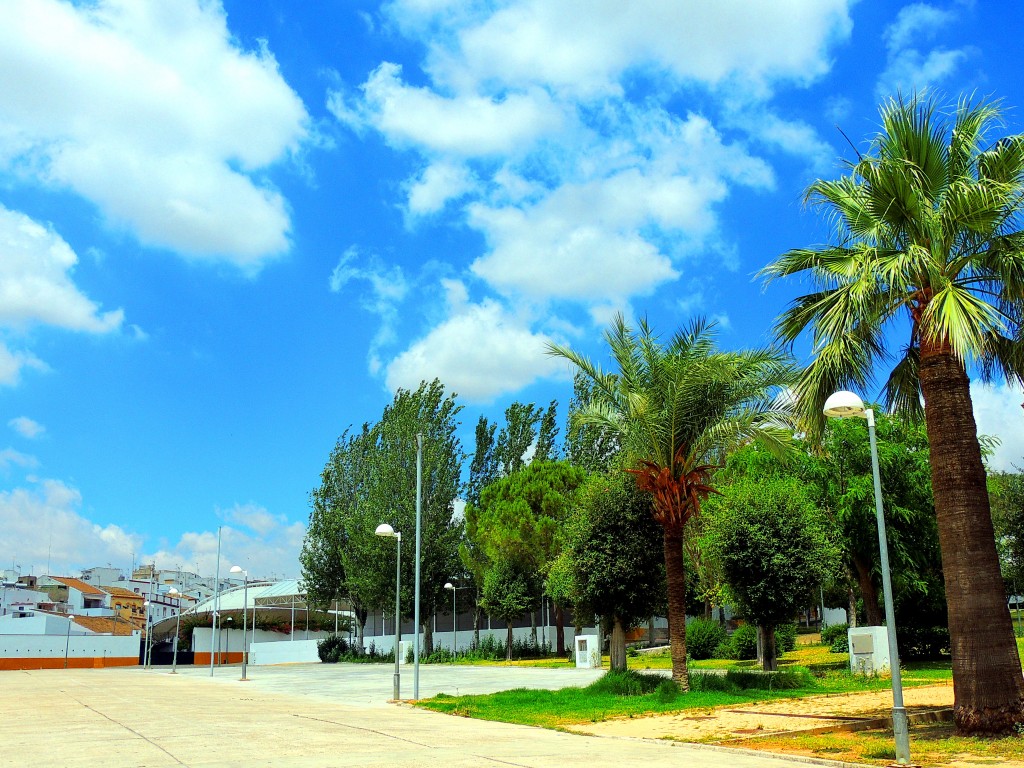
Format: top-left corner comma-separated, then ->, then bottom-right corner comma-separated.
548,314 -> 796,687
762,94 -> 1024,735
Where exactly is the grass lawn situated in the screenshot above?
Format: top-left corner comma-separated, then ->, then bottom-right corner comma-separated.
416,637 -> 1024,766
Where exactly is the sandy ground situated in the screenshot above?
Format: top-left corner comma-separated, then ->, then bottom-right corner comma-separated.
568,683 -> 955,741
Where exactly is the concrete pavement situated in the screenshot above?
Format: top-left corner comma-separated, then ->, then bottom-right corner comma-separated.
3,663 -> 851,768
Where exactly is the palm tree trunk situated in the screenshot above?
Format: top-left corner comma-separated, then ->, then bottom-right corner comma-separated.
919,345 -> 1024,734
663,527 -> 689,690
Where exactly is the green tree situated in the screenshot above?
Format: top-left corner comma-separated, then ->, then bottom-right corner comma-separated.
762,94 -> 1024,733
367,380 -> 464,655
991,469 -> 1024,592
549,314 -> 797,688
495,402 -> 541,474
468,460 -> 586,653
566,472 -> 666,669
462,416 -> 499,645
565,373 -> 620,473
702,474 -> 839,671
534,400 -> 560,463
481,556 -> 541,659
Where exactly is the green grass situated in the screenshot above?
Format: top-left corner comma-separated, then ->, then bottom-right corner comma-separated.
415,667 -> 896,728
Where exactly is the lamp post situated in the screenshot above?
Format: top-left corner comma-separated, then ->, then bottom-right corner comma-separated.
823,390 -> 911,765
414,432 -> 423,700
444,582 -> 458,655
168,588 -> 182,674
376,523 -> 402,701
230,566 -> 249,681
143,599 -> 151,669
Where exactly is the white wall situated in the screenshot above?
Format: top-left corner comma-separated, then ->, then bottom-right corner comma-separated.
248,639 -> 321,666
0,613 -> 90,636
0,633 -> 139,661
191,627 -> 333,654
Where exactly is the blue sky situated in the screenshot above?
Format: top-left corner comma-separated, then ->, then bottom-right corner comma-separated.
2,0 -> 1023,580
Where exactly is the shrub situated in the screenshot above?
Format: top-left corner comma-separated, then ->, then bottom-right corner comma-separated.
712,640 -> 734,660
897,626 -> 950,660
821,623 -> 848,647
317,634 -> 349,663
686,618 -> 727,660
588,669 -> 665,696
730,624 -> 758,660
774,623 -> 798,654
725,667 -> 815,690
689,671 -> 733,692
655,678 -> 681,702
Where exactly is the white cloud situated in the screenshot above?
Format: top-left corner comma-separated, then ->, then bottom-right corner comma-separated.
146,514 -> 306,582
0,343 -> 47,387
0,204 -> 123,332
337,1 -> 853,397
0,478 -> 144,577
329,247 -> 409,374
334,62 -> 563,157
8,417 -> 44,439
0,0 -> 308,267
0,447 -> 39,471
385,290 -> 562,402
411,0 -> 853,97
972,382 -> 1024,473
407,161 -> 478,216
876,3 -> 968,99
0,476 -> 305,580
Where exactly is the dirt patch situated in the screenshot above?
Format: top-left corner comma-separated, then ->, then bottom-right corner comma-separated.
568,683 -> 955,742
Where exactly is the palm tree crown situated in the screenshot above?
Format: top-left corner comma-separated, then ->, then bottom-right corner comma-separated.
763,94 -> 1024,427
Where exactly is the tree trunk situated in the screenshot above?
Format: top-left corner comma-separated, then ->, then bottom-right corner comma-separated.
609,616 -> 627,670
847,585 -> 858,628
473,602 -> 480,648
423,619 -> 433,656
506,623 -> 513,661
649,616 -> 656,647
761,623 -> 778,672
852,555 -> 884,626
756,625 -> 764,668
663,527 -> 690,689
703,600 -> 712,621
530,611 -> 538,648
919,343 -> 1024,735
554,603 -> 565,655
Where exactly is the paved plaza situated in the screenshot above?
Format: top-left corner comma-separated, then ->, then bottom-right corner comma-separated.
3,662 -> 844,768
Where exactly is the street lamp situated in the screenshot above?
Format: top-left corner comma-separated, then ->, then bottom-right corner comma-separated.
823,390 -> 911,765
143,600 -> 152,669
444,582 -> 458,655
230,566 -> 250,681
376,522 -> 402,701
168,588 -> 182,674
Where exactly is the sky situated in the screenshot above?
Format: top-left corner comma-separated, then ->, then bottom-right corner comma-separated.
2,0 -> 1024,581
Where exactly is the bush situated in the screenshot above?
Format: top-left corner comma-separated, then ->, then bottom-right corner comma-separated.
821,623 -> 848,647
686,618 -> 727,660
712,640 -> 734,660
317,634 -> 349,663
730,624 -> 758,660
588,669 -> 665,696
689,671 -> 733,692
897,626 -> 950,660
830,633 -> 849,653
655,678 -> 681,702
774,623 -> 798,654
726,666 -> 815,690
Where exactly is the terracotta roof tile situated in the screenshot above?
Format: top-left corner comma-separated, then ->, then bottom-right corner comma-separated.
99,586 -> 144,599
50,577 -> 106,596
70,615 -> 137,636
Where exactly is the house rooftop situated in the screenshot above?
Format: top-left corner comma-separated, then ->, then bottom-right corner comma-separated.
71,615 -> 137,636
49,576 -> 106,596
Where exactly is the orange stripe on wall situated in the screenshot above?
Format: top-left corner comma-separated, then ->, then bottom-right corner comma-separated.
0,657 -> 138,671
192,652 -> 243,666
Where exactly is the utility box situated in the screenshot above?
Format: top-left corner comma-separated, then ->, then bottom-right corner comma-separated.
574,635 -> 600,668
398,640 -> 410,665
848,626 -> 890,674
